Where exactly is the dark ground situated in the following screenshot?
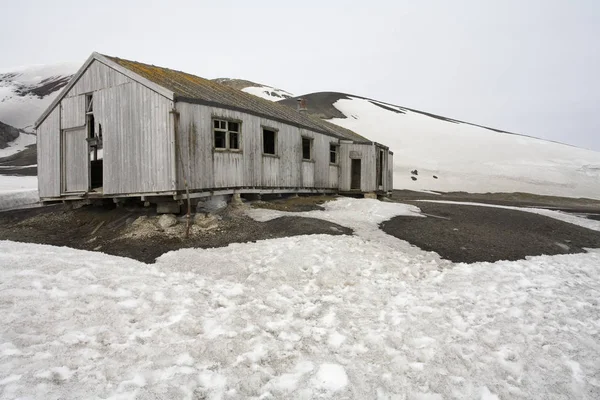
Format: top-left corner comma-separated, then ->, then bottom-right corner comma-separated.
0,198 -> 351,263
382,201 -> 600,263
2,192 -> 600,264
393,189 -> 600,215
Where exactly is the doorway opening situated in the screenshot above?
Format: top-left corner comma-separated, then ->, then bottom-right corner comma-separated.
351,158 -> 361,190
86,94 -> 103,191
376,149 -> 384,188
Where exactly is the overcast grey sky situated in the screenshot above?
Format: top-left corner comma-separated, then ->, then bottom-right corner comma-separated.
2,0 -> 599,150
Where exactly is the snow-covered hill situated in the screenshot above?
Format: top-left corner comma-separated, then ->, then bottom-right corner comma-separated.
279,93 -> 600,199
213,78 -> 294,102
0,62 -> 78,132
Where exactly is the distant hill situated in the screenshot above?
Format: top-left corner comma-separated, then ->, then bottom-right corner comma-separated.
0,120 -> 21,149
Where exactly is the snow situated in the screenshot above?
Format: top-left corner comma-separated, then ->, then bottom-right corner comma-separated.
0,132 -> 36,158
1,198 -> 600,399
0,62 -> 78,131
418,200 -> 600,232
242,85 -> 294,102
0,175 -> 38,210
326,96 -> 600,199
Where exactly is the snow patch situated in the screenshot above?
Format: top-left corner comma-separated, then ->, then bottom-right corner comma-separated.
242,85 -> 294,102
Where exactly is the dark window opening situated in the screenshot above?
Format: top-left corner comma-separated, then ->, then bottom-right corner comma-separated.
330,144 -> 338,164
263,129 -> 276,155
302,137 -> 312,160
229,132 -> 240,150
214,130 -> 227,148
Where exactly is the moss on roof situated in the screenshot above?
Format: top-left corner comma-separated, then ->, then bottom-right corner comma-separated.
103,55 -> 367,142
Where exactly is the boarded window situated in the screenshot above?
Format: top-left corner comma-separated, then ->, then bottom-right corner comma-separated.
302,137 -> 312,160
263,128 -> 276,155
329,144 -> 338,164
213,118 -> 241,150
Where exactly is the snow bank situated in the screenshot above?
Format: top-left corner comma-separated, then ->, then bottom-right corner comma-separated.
0,175 -> 39,210
1,198 -> 599,398
326,96 -> 600,199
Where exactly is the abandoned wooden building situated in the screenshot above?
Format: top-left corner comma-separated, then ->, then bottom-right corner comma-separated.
35,52 -> 393,209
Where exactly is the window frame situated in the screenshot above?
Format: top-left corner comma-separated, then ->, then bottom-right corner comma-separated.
262,126 -> 278,156
301,136 -> 313,161
329,143 -> 339,165
212,118 -> 242,151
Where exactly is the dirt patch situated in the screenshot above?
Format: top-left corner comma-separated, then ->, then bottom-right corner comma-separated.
381,202 -> 600,263
392,190 -> 600,213
251,195 -> 337,212
0,201 -> 351,263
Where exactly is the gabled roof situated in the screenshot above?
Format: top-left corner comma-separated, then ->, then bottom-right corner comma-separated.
36,52 -> 368,142
103,55 -> 366,142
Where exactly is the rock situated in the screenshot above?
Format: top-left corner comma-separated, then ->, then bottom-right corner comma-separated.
194,213 -> 218,230
158,214 -> 178,229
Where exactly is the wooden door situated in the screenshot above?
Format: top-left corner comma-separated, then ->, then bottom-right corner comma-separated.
351,159 -> 361,190
62,127 -> 89,193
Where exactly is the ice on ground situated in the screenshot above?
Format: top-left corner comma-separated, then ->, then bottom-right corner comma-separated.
0,175 -> 39,210
1,198 -> 599,399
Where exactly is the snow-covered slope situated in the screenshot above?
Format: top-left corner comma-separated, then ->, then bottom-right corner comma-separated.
0,62 -> 78,132
213,78 -> 293,102
279,93 -> 600,199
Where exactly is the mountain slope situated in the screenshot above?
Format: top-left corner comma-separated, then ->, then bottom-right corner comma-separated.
279,93 -> 600,199
212,78 -> 294,102
0,62 -> 78,131
0,120 -> 21,149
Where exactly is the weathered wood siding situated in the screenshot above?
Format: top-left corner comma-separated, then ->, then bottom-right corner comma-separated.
175,103 -> 340,191
339,143 -> 377,192
37,59 -> 175,198
96,82 -> 175,194
329,165 -> 339,188
62,127 -> 89,192
66,60 -> 132,97
37,107 -> 61,198
61,95 -> 86,129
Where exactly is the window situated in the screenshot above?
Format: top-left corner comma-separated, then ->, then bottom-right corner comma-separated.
213,119 -> 241,150
330,144 -> 338,164
302,137 -> 312,160
263,128 -> 276,155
